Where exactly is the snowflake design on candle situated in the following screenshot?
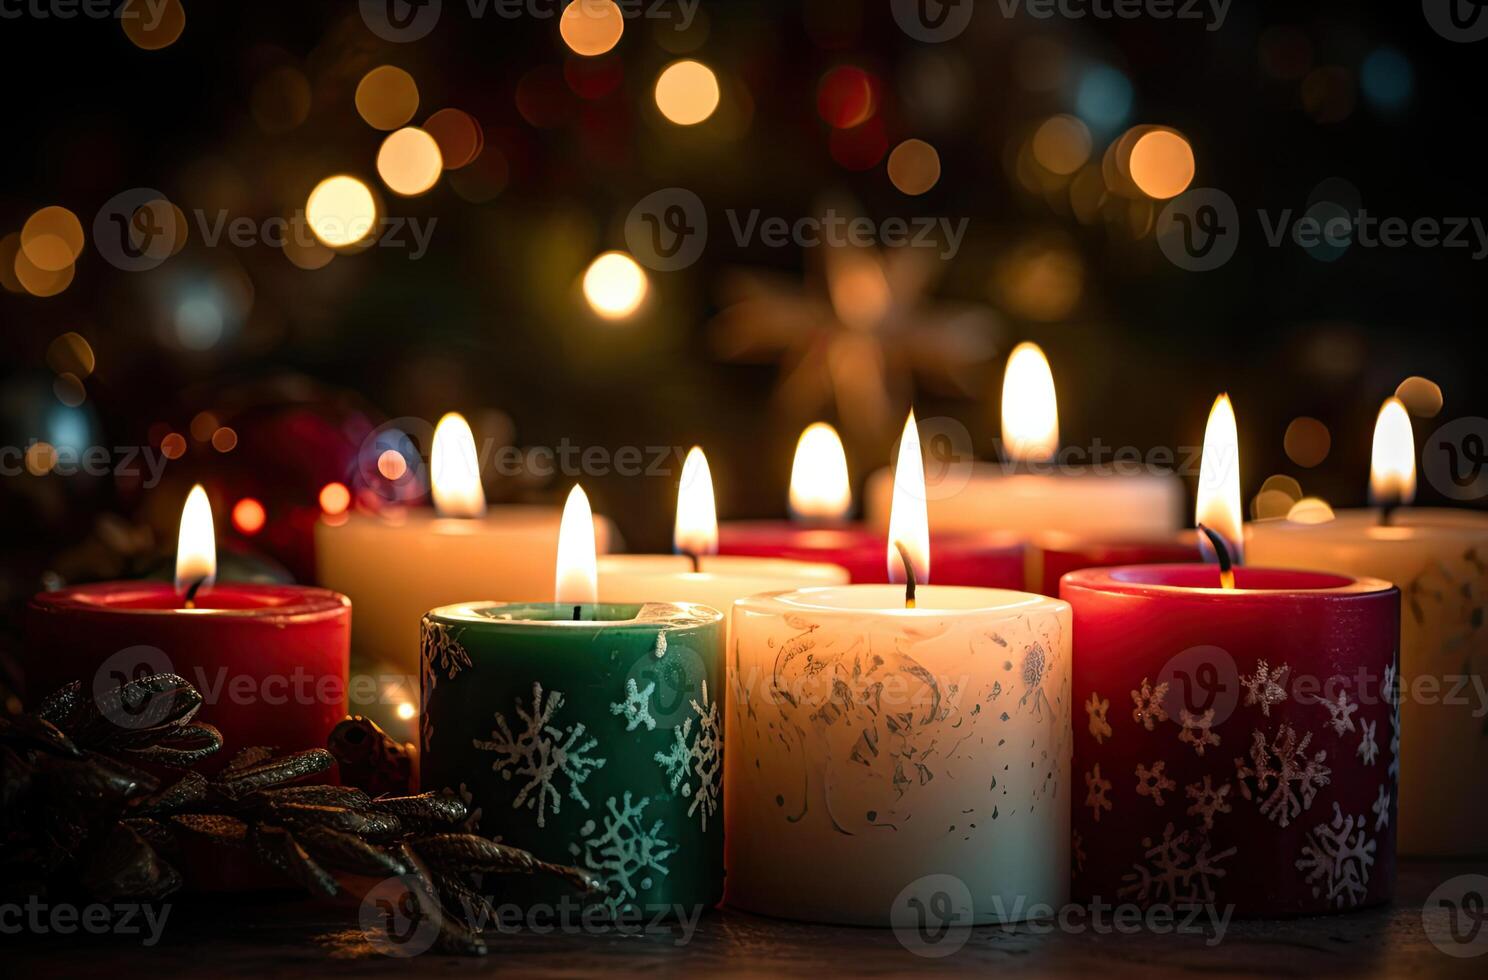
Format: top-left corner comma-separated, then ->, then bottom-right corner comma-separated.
1318,688 -> 1358,735
1234,724 -> 1331,828
1072,830 -> 1087,876
1386,664 -> 1401,782
610,678 -> 658,732
1239,659 -> 1289,716
1118,822 -> 1236,906
569,791 -> 677,914
1184,775 -> 1233,831
1357,719 -> 1379,766
1372,784 -> 1391,831
1295,802 -> 1377,909
472,682 -> 607,828
419,619 -> 472,752
1085,692 -> 1112,744
1134,760 -> 1176,806
1018,643 -> 1051,718
1130,677 -> 1170,731
653,681 -> 722,831
1083,764 -> 1113,822
1177,708 -> 1220,756
441,783 -> 485,834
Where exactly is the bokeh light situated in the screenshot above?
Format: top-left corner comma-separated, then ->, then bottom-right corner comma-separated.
121,0 -> 185,50
1283,416 -> 1332,467
160,432 -> 187,460
1074,65 -> 1133,133
377,127 -> 444,196
356,66 -> 420,131
46,332 -> 95,377
1288,497 -> 1336,524
53,374 -> 86,408
1031,115 -> 1092,176
251,66 -> 311,134
423,108 -> 483,169
306,176 -> 378,248
560,0 -> 624,56
1361,48 -> 1413,113
232,498 -> 267,536
992,238 -> 1084,322
655,60 -> 720,125
378,448 -> 409,480
582,251 -> 648,319
190,411 -> 218,442
211,426 -> 238,452
1301,67 -> 1355,124
319,482 -> 352,516
1128,129 -> 1195,199
1252,474 -> 1304,521
25,442 -> 58,476
13,247 -> 74,297
886,139 -> 941,195
1395,376 -> 1443,417
817,66 -> 876,129
21,206 -> 85,272
0,234 -> 24,293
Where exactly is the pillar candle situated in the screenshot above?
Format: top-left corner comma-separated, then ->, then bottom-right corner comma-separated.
1028,530 -> 1199,596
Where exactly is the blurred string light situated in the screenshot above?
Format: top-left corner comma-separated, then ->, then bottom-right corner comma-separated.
0,234 -> 23,292
886,139 -> 940,195
818,66 -> 877,128
1361,48 -> 1413,113
1288,497 -> 1336,524
1073,65 -> 1133,133
559,0 -> 624,56
1283,416 -> 1331,467
377,127 -> 443,196
582,251 -> 648,319
356,66 -> 420,131
991,237 -> 1084,322
121,0 -> 185,50
306,176 -> 379,248
655,60 -> 720,125
1395,376 -> 1442,417
47,332 -> 95,377
232,498 -> 267,536
190,410 -> 218,442
565,54 -> 624,100
1031,115 -> 1091,176
21,207 -> 85,272
377,448 -> 409,480
160,432 -> 187,460
52,374 -> 86,408
319,482 -> 352,516
1252,474 -> 1304,520
424,109 -> 483,169
1127,129 -> 1194,199
13,247 -> 74,297
211,426 -> 238,452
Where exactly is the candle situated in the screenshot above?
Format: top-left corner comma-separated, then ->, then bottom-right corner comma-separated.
1249,397 -> 1488,857
1067,396 -> 1400,916
717,422 -> 1027,587
725,413 -> 1072,925
315,413 -> 615,677
863,343 -> 1184,538
419,486 -> 726,915
26,485 -> 351,765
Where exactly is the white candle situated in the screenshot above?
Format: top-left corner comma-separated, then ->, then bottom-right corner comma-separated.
863,343 -> 1183,537
724,413 -> 1072,925
1248,399 -> 1488,857
315,413 -> 615,676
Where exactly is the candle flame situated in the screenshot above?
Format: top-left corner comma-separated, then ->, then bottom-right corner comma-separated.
674,446 -> 718,558
886,411 -> 930,586
431,412 -> 486,518
789,423 -> 851,521
1195,393 -> 1244,565
1001,342 -> 1059,464
174,484 -> 217,598
1370,397 -> 1417,506
555,485 -> 598,605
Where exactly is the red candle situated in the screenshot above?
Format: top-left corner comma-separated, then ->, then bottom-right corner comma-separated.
24,486 -> 350,767
1063,563 -> 1398,916
1030,530 -> 1199,596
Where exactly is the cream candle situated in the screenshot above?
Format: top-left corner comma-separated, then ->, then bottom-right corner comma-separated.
314,413 -> 614,676
1248,397 -> 1488,857
863,343 -> 1183,537
724,413 -> 1072,925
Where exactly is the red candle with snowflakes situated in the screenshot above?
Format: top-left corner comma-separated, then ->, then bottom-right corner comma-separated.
1063,396 -> 1400,917
715,423 -> 1025,587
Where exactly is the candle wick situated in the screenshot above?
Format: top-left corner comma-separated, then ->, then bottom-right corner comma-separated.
573,605 -> 582,621
682,550 -> 700,574
183,577 -> 206,609
1379,499 -> 1398,527
895,541 -> 917,609
1196,524 -> 1236,590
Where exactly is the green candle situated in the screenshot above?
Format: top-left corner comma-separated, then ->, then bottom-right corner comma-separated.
419,599 -> 725,916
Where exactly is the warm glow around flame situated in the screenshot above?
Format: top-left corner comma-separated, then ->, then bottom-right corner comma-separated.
174,484 -> 217,597
1195,393 -> 1244,564
674,446 -> 719,557
555,485 -> 598,605
431,412 -> 486,518
886,411 -> 930,585
1001,341 -> 1059,463
789,423 -> 851,521
1370,397 -> 1417,505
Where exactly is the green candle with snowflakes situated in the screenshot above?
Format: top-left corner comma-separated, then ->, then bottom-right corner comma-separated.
418,487 -> 725,915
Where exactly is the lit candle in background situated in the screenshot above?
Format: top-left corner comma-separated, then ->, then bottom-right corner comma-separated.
725,413 -> 1072,925
1065,395 -> 1399,916
1249,396 -> 1488,857
419,484 -> 726,914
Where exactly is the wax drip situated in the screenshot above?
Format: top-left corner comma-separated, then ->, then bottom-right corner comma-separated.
895,541 -> 917,609
1196,524 -> 1236,590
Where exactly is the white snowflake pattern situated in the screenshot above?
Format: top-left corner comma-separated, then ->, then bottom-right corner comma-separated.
1296,802 -> 1377,909
1234,724 -> 1331,828
1387,693 -> 1401,782
1240,660 -> 1289,716
1318,688 -> 1358,735
570,791 -> 677,913
419,619 -> 472,752
1131,677 -> 1170,731
1371,784 -> 1391,831
441,782 -> 484,834
1357,719 -> 1378,766
1177,708 -> 1220,756
1072,830 -> 1087,876
1118,823 -> 1237,906
610,678 -> 657,732
1085,692 -> 1112,743
1135,760 -> 1177,806
472,682 -> 607,828
1084,764 -> 1113,822
653,681 -> 721,831
1185,775 -> 1233,831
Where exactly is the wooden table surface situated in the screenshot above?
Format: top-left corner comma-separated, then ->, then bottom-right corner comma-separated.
8,859 -> 1486,978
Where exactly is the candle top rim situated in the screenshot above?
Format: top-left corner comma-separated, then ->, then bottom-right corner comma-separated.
319,506 -> 615,533
867,461 -> 1185,483
1248,508 -> 1488,540
596,553 -> 848,580
736,584 -> 1065,616
1063,563 -> 1395,597
1032,528 -> 1198,551
717,522 -> 1027,549
426,599 -> 723,628
29,582 -> 350,619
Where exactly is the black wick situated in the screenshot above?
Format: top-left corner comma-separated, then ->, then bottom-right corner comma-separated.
183,577 -> 207,608
1379,496 -> 1399,527
895,541 -> 917,608
681,550 -> 701,573
1196,523 -> 1236,588
573,605 -> 583,621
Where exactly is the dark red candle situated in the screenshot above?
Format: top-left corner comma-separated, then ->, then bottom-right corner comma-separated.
1063,564 -> 1399,917
1031,530 -> 1199,596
